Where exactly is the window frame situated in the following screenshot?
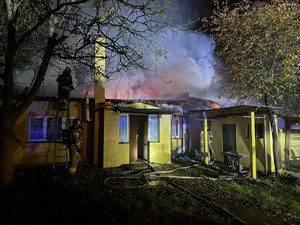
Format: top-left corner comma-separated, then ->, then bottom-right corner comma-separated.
27,116 -> 72,142
171,117 -> 181,139
119,114 -> 129,143
148,115 -> 160,142
245,123 -> 264,139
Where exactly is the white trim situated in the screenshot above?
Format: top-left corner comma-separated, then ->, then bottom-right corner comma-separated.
171,117 -> 181,139
119,114 -> 129,143
148,115 -> 159,142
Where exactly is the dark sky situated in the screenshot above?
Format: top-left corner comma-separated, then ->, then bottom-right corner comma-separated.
173,0 -> 215,30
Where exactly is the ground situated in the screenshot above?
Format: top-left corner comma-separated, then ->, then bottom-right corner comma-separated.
1,159 -> 300,225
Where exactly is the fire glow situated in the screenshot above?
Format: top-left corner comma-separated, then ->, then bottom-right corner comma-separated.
105,31 -> 222,102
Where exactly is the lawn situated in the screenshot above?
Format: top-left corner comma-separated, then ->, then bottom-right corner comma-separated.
1,160 -> 299,225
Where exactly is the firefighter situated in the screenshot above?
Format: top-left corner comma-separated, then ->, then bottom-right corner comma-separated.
68,117 -> 83,175
56,67 -> 74,110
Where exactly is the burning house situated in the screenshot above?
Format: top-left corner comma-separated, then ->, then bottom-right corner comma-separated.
11,38 -> 300,177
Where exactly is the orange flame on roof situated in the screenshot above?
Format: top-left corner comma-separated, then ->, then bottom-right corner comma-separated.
212,102 -> 221,109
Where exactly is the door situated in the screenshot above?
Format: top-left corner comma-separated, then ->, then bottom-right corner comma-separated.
130,115 -> 148,162
222,124 -> 236,164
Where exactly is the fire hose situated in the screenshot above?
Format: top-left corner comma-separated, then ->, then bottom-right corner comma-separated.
145,163 -> 246,225
103,162 -> 246,224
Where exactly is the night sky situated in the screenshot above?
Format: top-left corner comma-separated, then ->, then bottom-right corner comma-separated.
173,0 -> 215,30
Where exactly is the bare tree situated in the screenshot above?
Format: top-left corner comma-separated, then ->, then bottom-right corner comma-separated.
0,0 -> 176,188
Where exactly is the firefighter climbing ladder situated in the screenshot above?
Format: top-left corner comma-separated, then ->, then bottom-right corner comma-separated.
52,93 -> 71,169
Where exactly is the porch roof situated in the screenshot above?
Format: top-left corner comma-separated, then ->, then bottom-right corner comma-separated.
189,105 -> 269,118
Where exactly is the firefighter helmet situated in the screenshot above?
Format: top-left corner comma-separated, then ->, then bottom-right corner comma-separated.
73,117 -> 82,126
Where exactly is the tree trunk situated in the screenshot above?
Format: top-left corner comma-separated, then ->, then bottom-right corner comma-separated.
267,108 -> 281,178
0,116 -> 18,188
0,34 -> 57,188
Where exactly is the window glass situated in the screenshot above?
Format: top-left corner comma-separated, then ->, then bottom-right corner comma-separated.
29,116 -> 67,142
119,115 -> 128,142
246,124 -> 264,139
30,118 -> 44,140
171,118 -> 180,138
149,115 -> 159,142
46,117 -> 62,140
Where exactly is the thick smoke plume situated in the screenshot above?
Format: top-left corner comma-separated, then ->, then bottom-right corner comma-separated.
106,30 -> 224,102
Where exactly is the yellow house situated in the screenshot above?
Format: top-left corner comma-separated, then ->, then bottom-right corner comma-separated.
12,96 -> 299,173
190,106 -> 300,174
94,100 -> 172,168
13,97 -> 173,168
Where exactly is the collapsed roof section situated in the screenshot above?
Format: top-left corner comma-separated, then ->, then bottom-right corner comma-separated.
103,93 -> 224,115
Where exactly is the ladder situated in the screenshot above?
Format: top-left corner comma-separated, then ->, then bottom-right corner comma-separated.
53,92 -> 71,169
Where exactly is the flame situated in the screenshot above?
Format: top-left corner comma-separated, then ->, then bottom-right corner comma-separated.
212,102 -> 221,109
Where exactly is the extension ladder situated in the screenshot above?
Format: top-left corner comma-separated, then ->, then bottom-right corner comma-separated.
52,93 -> 71,169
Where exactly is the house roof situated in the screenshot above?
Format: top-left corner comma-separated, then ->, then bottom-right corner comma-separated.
190,105 -> 270,118
112,101 -> 173,114
116,107 -> 173,114
106,94 -> 223,115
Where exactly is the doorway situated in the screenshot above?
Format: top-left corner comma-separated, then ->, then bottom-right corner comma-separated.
129,115 -> 148,162
222,124 -> 236,164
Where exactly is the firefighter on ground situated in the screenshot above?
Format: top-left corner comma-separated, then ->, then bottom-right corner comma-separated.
200,124 -> 214,162
69,117 -> 83,175
56,67 -> 74,110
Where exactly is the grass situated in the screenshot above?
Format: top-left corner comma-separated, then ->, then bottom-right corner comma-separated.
219,178 -> 300,218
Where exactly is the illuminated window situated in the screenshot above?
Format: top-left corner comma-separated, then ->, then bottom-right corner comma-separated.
119,114 -> 129,143
149,115 -> 159,142
28,116 -> 67,142
172,117 -> 181,138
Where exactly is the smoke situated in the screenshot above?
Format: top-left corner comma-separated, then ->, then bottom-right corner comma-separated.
106,0 -> 225,102
8,0 -> 225,103
106,30 -> 224,102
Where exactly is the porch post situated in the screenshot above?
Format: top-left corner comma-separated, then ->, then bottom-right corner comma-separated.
250,111 -> 257,179
203,112 -> 208,165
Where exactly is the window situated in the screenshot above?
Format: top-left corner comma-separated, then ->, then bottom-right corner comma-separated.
28,116 -> 65,142
119,114 -> 129,143
171,117 -> 181,138
149,115 -> 159,142
246,124 -> 264,139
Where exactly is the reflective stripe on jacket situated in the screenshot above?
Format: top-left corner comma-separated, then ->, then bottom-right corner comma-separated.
69,125 -> 82,151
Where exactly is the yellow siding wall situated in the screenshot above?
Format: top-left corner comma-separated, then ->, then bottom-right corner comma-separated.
266,118 -> 275,172
211,115 -> 273,172
103,110 -> 129,168
149,115 -> 171,164
171,139 -> 182,157
279,129 -> 286,162
14,101 -> 86,165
